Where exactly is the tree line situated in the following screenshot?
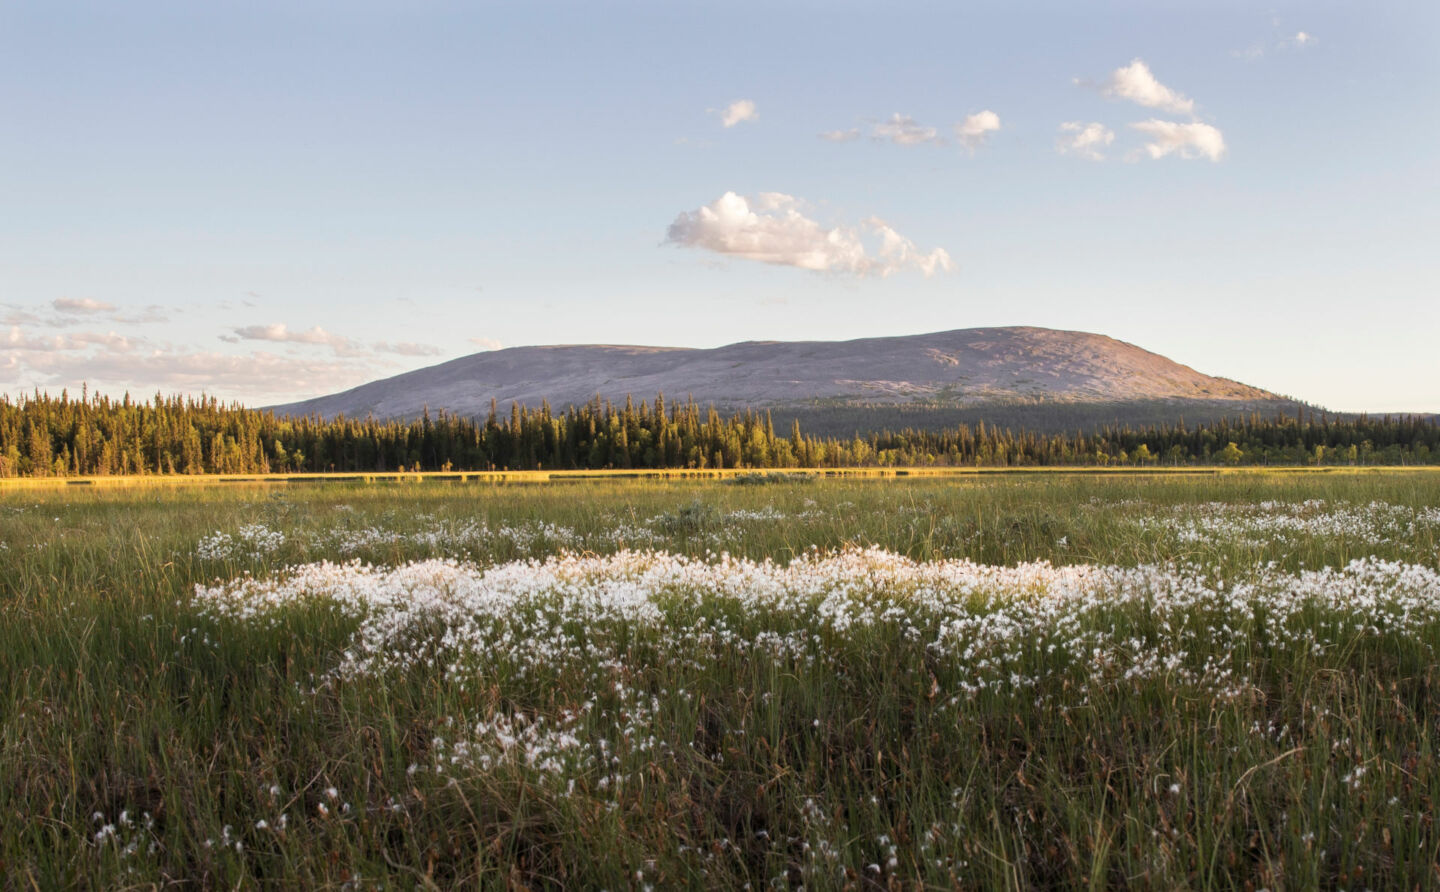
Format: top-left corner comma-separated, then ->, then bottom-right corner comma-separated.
0,390 -> 1437,477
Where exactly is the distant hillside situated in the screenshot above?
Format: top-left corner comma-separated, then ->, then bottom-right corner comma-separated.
269,326 -> 1308,432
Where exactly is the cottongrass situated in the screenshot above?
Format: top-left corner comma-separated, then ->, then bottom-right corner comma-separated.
195,523 -> 287,560
196,544 -> 1440,723
180,543 -> 1440,885
1128,498 -> 1440,546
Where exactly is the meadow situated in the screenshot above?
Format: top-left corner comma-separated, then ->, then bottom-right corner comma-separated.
3,470 -> 1440,889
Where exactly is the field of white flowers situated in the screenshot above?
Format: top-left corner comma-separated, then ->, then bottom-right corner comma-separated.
3,472 -> 1439,888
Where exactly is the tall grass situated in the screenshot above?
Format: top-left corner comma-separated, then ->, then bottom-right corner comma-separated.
1,472 -> 1438,888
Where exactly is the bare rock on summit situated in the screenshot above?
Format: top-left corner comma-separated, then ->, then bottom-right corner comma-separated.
268,326 -> 1288,423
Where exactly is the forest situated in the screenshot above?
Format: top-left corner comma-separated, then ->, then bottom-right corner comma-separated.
1,390 -> 1437,476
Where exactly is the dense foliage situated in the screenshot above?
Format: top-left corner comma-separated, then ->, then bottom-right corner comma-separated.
1,389 -> 1437,475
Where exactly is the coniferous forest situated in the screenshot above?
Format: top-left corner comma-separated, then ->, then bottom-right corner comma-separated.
0,390 -> 1437,477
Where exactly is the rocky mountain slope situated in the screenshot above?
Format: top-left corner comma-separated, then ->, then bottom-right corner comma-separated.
269,327 -> 1299,430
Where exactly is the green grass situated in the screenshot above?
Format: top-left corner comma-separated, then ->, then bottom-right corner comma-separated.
2,472 -> 1439,888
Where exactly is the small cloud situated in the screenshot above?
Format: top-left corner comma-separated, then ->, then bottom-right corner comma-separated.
1230,43 -> 1266,61
234,323 -> 326,344
1129,119 -> 1227,162
4,301 -> 170,329
373,341 -> 442,357
1098,59 -> 1196,115
664,191 -> 952,278
1057,121 -> 1116,160
53,297 -> 116,315
469,337 -> 503,351
1,308 -> 44,326
3,326 -> 63,351
872,113 -> 941,146
715,99 -> 758,128
864,217 -> 955,277
67,330 -> 137,352
824,112 -> 998,151
232,323 -> 363,355
4,326 -> 137,353
1282,30 -> 1316,49
954,110 -> 1000,152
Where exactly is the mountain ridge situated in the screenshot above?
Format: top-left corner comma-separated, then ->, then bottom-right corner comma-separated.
268,326 -> 1304,431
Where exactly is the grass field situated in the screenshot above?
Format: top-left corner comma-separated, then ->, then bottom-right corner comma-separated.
3,471 -> 1440,888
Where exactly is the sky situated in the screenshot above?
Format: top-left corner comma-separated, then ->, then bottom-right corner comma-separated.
2,0 -> 1437,413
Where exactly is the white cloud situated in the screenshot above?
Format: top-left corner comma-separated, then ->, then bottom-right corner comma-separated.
3,326 -> 66,352
665,191 -> 952,278
53,297 -> 117,315
1056,121 -> 1116,161
822,111 -> 999,152
3,326 -> 136,353
1099,59 -> 1196,115
1,308 -> 44,326
468,337 -> 503,351
717,99 -> 758,128
231,324 -> 439,359
373,341 -> 442,357
66,331 -> 137,352
864,218 -> 955,277
954,110 -> 1000,151
1284,31 -> 1316,49
872,113 -> 941,145
232,323 -> 362,355
1129,119 -> 1227,162
1084,60 -> 1229,161
8,299 -> 172,328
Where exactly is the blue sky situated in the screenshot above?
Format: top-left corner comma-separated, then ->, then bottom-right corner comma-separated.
2,0 -> 1437,412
